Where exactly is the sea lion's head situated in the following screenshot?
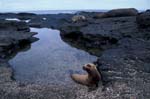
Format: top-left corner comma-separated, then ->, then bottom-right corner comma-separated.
83,63 -> 97,73
83,63 -> 101,82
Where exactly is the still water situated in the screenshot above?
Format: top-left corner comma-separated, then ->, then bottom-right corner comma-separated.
9,28 -> 97,85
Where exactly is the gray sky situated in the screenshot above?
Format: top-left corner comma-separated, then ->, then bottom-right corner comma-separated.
0,0 -> 149,12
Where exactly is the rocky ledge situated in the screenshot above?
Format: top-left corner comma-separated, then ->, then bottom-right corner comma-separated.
60,8 -> 150,98
0,8 -> 150,99
0,20 -> 38,59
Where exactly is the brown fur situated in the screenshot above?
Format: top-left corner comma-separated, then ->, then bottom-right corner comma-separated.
71,63 -> 101,87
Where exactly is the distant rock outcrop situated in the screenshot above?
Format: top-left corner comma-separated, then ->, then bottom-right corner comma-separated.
136,10 -> 150,28
94,8 -> 138,18
17,12 -> 37,20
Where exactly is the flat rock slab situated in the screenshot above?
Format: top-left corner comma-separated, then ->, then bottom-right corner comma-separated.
0,30 -> 36,42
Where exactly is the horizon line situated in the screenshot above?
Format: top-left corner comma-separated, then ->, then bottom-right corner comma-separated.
0,8 -> 147,13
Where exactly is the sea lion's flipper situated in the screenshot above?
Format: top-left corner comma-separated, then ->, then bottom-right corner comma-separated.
71,74 -> 88,85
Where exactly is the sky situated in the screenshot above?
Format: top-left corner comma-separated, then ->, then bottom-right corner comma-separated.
0,0 -> 149,12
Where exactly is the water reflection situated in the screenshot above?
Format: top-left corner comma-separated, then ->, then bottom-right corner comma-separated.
61,35 -> 103,57
9,28 -> 97,85
3,37 -> 38,60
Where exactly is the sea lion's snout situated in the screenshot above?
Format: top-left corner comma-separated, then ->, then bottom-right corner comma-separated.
82,65 -> 87,70
83,63 -> 93,71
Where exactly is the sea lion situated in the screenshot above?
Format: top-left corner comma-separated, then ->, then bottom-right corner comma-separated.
71,15 -> 86,22
71,63 -> 101,87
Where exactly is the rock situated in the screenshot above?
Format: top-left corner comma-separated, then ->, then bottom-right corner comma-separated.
0,20 -> 36,46
60,10 -> 150,98
93,12 -> 106,18
0,9 -> 150,99
0,30 -> 37,59
94,8 -> 138,19
61,34 -> 104,56
104,8 -> 138,18
96,38 -> 150,97
0,20 -> 30,32
17,13 -> 36,16
0,60 -> 13,83
0,13 -> 17,20
25,13 -> 73,29
61,16 -> 139,37
72,15 -> 86,22
17,13 -> 37,20
60,16 -> 143,53
28,22 -> 41,28
0,20 -> 38,59
136,10 -> 150,28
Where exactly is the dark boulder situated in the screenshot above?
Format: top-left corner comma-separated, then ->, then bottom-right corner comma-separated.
17,13 -> 36,16
0,20 -> 30,32
29,22 -> 42,28
17,13 -> 37,20
0,13 -> 17,19
136,10 -> 150,28
93,12 -> 105,19
95,8 -> 138,18
0,20 -> 38,59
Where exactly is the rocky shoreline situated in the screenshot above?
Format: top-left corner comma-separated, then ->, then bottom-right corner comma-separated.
0,8 -> 150,99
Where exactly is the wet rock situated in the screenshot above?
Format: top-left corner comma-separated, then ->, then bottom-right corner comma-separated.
0,9 -> 150,99
0,20 -> 30,32
136,10 -> 150,28
0,30 -> 36,45
93,12 -> 105,19
59,9 -> 150,99
0,20 -> 39,98
105,8 -> 138,17
0,60 -> 13,83
61,16 -> 138,37
38,14 -> 73,29
60,16 -> 144,53
80,17 -> 138,39
17,13 -> 37,20
61,35 -> 103,56
0,13 -> 17,19
28,22 -> 41,28
0,20 -> 38,59
95,38 -> 150,99
60,9 -> 150,55
0,30 -> 37,59
0,12 -> 74,29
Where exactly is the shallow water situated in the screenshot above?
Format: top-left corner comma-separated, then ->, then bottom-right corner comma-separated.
5,18 -> 31,23
5,18 -> 20,21
9,28 -> 97,85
